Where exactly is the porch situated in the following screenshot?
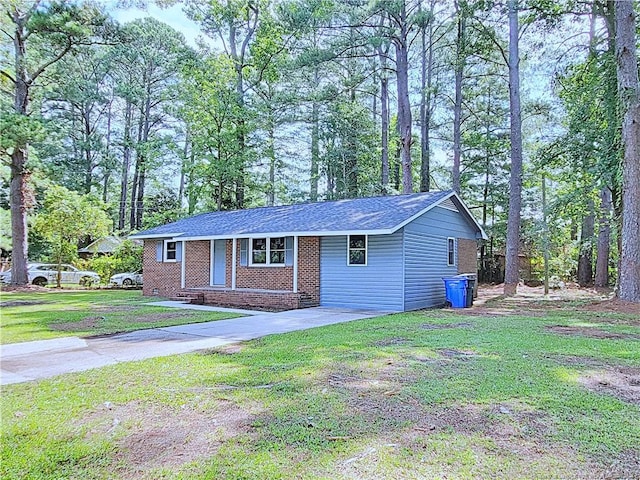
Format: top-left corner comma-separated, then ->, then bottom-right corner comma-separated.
176,286 -> 318,311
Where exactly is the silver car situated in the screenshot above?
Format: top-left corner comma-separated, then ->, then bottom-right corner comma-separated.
24,264 -> 101,286
110,271 -> 143,287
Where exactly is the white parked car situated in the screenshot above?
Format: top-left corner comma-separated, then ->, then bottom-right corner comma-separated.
110,271 -> 143,287
0,263 -> 100,286
30,264 -> 100,286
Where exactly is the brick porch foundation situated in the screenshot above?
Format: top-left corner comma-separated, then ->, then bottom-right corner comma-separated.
187,287 -> 317,310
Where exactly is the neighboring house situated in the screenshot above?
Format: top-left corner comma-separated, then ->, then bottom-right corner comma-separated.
130,190 -> 487,312
78,236 -> 124,259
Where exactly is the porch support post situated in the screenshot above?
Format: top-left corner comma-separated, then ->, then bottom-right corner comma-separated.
293,236 -> 299,293
180,241 -> 186,289
209,240 -> 214,286
232,238 -> 237,290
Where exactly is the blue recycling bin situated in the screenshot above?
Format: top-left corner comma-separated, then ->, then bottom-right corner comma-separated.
443,277 -> 468,308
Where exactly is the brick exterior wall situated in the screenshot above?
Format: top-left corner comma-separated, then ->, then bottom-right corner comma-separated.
457,238 -> 478,274
201,289 -> 303,310
228,237 -> 320,303
297,236 -> 320,305
142,236 -> 321,310
142,240 -> 181,297
233,241 -> 294,290
184,240 -> 210,288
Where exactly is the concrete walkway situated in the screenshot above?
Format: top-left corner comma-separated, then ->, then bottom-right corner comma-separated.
0,305 -> 389,386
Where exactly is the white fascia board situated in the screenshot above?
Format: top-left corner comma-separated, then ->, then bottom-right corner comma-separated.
390,191 -> 489,240
128,232 -> 185,240
176,229 -> 394,241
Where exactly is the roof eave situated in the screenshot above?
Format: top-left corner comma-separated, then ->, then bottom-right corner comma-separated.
175,228 -> 395,241
128,232 -> 185,240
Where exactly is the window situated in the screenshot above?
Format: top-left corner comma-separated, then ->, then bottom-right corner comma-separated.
348,235 -> 367,266
250,237 -> 286,266
164,241 -> 177,262
447,238 -> 456,266
270,237 -> 285,264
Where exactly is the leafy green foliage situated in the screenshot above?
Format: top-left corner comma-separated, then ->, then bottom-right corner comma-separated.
82,239 -> 143,283
33,186 -> 111,284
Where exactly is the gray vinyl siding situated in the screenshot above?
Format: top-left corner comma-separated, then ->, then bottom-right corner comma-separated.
320,232 -> 404,311
403,206 -> 478,311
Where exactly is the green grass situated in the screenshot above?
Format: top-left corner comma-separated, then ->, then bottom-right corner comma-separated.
1,297 -> 639,479
0,290 -> 241,344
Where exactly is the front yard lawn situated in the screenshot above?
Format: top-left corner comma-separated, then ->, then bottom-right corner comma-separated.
0,290 -> 241,344
1,292 -> 639,479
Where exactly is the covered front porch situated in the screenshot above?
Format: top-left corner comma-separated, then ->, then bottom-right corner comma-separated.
167,236 -> 320,311
177,286 -> 317,311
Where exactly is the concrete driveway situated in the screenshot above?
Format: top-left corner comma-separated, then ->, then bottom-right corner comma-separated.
0,304 -> 390,385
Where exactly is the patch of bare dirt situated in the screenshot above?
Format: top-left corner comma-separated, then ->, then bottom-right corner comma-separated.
50,316 -> 104,331
0,299 -> 47,307
421,321 -> 473,330
545,325 -> 640,340
372,337 -> 410,347
206,343 -> 246,355
79,400 -> 254,478
437,348 -> 480,358
547,354 -> 608,369
580,299 -> 640,319
470,284 -> 615,314
601,449 -> 640,480
0,285 -> 49,293
578,367 -> 640,405
92,305 -> 140,313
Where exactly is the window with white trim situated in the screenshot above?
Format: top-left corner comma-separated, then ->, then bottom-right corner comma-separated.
164,240 -> 177,262
348,235 -> 367,266
447,237 -> 456,266
250,237 -> 286,265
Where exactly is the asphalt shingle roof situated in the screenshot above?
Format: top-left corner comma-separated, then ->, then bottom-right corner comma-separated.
132,190 -> 456,239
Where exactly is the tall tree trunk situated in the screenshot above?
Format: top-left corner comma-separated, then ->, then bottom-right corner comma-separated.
83,105 -> 93,194
615,0 -> 640,302
504,0 -> 524,296
266,110 -> 276,206
595,187 -> 612,287
394,121 -> 401,190
8,4 -> 83,285
380,74 -> 390,190
129,110 -> 144,230
228,21 -> 252,210
378,33 -> 390,192
419,1 -> 435,193
542,174 -> 550,294
135,88 -> 152,230
119,100 -> 132,231
102,95 -> 113,204
577,202 -> 595,287
452,0 -> 466,194
395,0 -> 413,194
9,13 -> 31,285
310,86 -> 319,202
179,129 -> 189,208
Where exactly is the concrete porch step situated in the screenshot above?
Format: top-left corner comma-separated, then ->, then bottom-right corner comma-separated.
170,292 -> 204,305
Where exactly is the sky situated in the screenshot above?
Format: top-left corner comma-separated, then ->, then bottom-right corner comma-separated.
109,2 -> 202,47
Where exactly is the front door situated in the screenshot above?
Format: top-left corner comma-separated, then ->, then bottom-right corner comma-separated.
212,239 -> 226,286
